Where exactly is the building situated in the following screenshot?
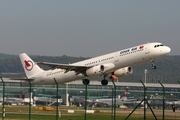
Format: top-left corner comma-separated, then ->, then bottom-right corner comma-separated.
0,78 -> 180,106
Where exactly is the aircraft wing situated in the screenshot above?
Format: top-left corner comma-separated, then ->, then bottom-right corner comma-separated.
37,62 -> 90,75
10,78 -> 34,81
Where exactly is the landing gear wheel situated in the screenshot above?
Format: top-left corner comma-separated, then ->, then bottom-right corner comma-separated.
101,79 -> 108,86
152,66 -> 156,69
83,79 -> 90,85
151,60 -> 157,69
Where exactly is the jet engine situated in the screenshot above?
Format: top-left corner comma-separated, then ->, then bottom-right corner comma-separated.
86,63 -> 115,77
113,67 -> 133,77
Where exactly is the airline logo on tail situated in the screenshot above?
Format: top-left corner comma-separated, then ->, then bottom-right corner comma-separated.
122,87 -> 128,97
24,60 -> 33,71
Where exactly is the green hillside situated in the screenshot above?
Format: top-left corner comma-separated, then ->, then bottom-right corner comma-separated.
0,53 -> 179,84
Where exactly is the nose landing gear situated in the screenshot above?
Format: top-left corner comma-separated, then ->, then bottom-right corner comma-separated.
151,60 -> 156,69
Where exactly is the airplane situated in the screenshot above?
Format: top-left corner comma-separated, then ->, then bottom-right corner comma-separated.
95,87 -> 129,107
18,42 -> 171,85
3,91 -> 24,105
4,97 -> 23,106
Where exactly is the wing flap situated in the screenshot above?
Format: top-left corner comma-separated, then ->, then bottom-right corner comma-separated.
37,62 -> 90,75
37,62 -> 88,69
10,78 -> 34,81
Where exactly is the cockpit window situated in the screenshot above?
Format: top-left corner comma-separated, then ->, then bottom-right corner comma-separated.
154,44 -> 164,48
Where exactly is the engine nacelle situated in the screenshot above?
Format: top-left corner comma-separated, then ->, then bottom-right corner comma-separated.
101,63 -> 115,73
86,63 -> 115,77
113,67 -> 133,77
86,65 -> 104,76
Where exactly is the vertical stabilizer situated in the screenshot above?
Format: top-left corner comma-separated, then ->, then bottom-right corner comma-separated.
19,53 -> 44,78
122,87 -> 128,98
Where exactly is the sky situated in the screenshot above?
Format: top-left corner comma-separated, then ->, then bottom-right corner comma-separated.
0,0 -> 180,57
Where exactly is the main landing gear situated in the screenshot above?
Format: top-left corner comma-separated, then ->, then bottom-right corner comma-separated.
82,76 -> 109,86
101,75 -> 108,86
101,79 -> 108,86
83,79 -> 90,85
151,60 -> 156,69
82,74 -> 116,86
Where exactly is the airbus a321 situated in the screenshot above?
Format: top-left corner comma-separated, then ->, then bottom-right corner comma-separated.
19,42 -> 171,85
95,87 -> 129,107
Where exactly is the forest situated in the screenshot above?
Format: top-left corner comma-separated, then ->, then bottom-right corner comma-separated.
0,53 -> 180,84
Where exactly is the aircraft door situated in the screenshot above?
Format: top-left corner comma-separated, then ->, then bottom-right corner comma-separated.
39,75 -> 45,83
114,52 -> 119,63
145,43 -> 150,54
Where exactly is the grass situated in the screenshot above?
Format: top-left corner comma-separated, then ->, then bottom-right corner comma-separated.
0,106 -> 179,120
0,114 -> 168,120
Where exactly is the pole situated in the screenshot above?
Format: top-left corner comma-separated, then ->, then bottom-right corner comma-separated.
125,80 -> 157,120
111,88 -> 114,120
54,78 -> 59,120
177,81 -> 180,84
66,83 -> 69,106
144,69 -> 148,109
158,80 -> 165,120
140,80 -> 146,120
125,99 -> 144,120
27,80 -> 31,120
111,79 -> 116,120
0,77 -> 5,120
144,69 -> 148,86
83,79 -> 88,120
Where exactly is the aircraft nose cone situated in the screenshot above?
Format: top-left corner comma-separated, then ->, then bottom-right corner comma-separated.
166,47 -> 171,54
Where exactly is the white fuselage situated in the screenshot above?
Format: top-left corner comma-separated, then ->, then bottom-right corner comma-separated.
30,42 -> 171,84
96,97 -> 127,106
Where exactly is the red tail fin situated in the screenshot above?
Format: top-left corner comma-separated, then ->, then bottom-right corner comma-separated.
122,87 -> 128,97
